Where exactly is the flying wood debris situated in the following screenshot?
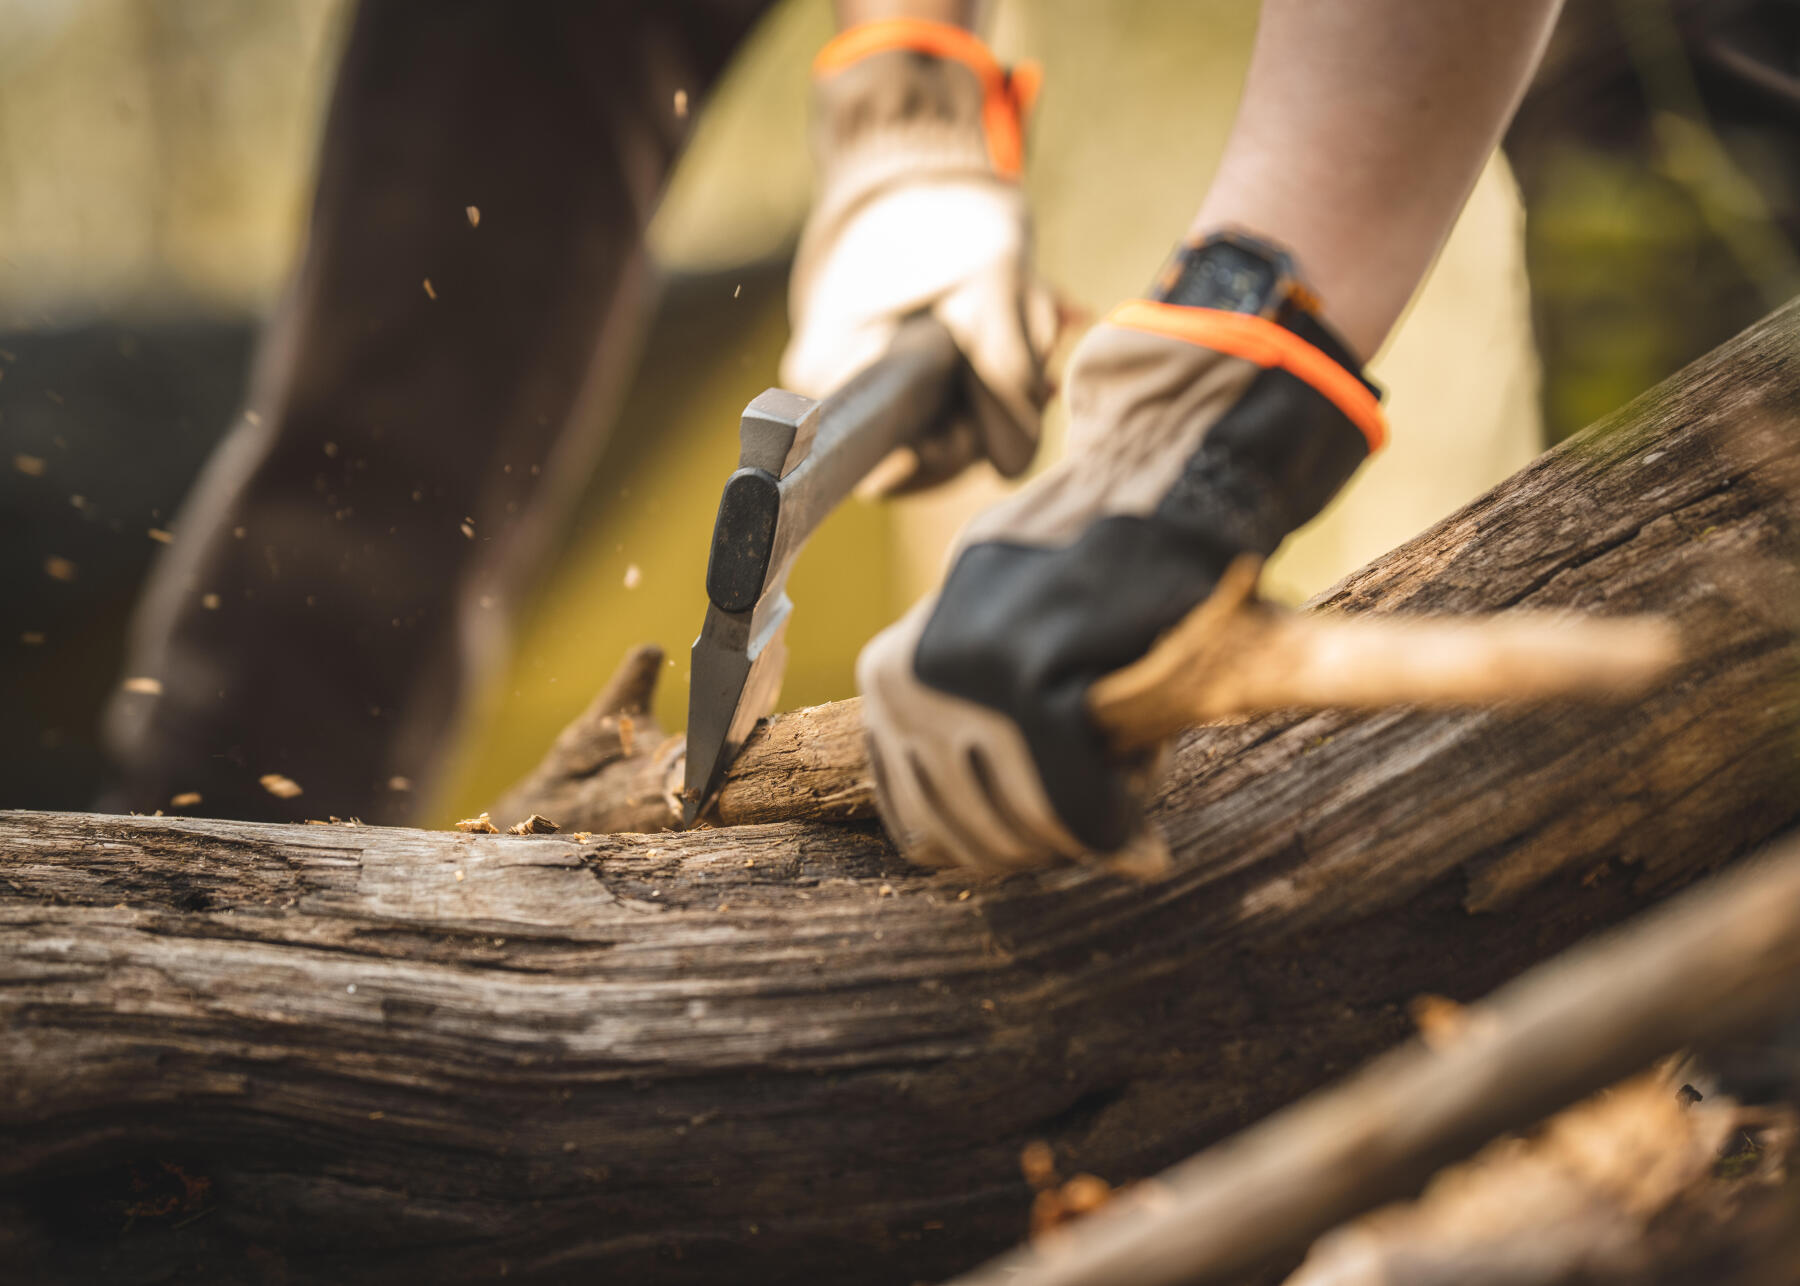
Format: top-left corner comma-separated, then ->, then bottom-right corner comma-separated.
465,205 -> 480,227
169,793 -> 202,808
43,556 -> 77,582
423,278 -> 437,300
121,677 -> 163,695
148,528 -> 173,544
1020,1141 -> 1058,1189
258,773 -> 303,800
13,453 -> 45,476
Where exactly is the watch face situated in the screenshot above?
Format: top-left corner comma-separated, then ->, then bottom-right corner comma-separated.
1154,239 -> 1287,317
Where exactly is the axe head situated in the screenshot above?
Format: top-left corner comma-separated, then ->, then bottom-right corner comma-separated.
682,594 -> 790,828
680,388 -> 819,828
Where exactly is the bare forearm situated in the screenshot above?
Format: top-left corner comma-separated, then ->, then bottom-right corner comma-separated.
1193,0 -> 1562,359
834,0 -> 974,28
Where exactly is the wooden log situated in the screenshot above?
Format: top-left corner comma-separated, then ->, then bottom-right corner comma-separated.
949,832 -> 1800,1286
5,300 -> 1800,1285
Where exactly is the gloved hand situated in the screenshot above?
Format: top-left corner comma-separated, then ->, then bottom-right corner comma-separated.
856,238 -> 1388,873
781,18 -> 1058,494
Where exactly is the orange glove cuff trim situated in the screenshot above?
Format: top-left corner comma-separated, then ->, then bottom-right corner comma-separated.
1107,300 -> 1388,452
814,19 -> 1039,179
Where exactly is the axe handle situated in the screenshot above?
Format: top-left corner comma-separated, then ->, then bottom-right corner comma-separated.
771,313 -> 963,570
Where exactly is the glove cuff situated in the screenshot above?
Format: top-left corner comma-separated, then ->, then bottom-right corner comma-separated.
1106,301 -> 1387,453
813,20 -> 1039,181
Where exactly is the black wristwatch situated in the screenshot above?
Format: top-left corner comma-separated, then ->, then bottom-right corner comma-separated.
1150,231 -> 1368,381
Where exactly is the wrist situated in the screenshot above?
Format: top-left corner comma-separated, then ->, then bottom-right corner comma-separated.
1184,207 -> 1406,364
810,19 -> 1039,185
1110,232 -> 1386,456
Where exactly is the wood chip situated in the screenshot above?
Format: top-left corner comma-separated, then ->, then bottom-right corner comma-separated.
1020,1140 -> 1058,1189
13,453 -> 45,476
387,776 -> 412,792
21,632 -> 44,646
465,205 -> 480,227
456,812 -> 499,834
422,278 -> 437,300
623,563 -> 642,589
148,528 -> 173,544
1030,1173 -> 1119,1240
509,814 -> 560,835
121,677 -> 163,695
169,792 -> 202,808
43,556 -> 76,582
258,773 -> 303,799
200,593 -> 221,610
674,88 -> 688,118
460,519 -> 475,539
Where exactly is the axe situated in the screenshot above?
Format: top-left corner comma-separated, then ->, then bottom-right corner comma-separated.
680,316 -> 1679,829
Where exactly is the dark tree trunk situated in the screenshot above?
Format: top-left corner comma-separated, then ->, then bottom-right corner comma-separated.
4,301 -> 1800,1285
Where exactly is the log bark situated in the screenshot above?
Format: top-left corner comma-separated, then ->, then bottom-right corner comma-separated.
6,300 -> 1800,1285
952,832 -> 1800,1286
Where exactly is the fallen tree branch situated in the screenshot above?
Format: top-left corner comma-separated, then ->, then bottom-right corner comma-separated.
4,302 -> 1800,1284
948,831 -> 1800,1286
708,586 -> 1681,827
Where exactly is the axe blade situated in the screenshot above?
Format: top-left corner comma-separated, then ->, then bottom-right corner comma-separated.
682,596 -> 791,828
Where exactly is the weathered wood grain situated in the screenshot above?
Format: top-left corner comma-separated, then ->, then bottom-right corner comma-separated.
953,833 -> 1800,1286
4,300 -> 1800,1285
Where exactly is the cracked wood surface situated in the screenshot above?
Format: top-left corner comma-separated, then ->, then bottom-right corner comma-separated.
5,301 -> 1800,1284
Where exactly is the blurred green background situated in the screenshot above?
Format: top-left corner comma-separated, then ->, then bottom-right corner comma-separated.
3,0 -> 1796,822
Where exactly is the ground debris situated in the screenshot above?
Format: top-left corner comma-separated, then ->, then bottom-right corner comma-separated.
509,814 -> 560,835
1284,1069 -> 1796,1285
456,812 -> 499,834
1031,1173 -> 1120,1240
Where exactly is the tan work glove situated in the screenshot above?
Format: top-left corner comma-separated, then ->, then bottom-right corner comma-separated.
857,239 -> 1389,873
781,19 -> 1057,494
